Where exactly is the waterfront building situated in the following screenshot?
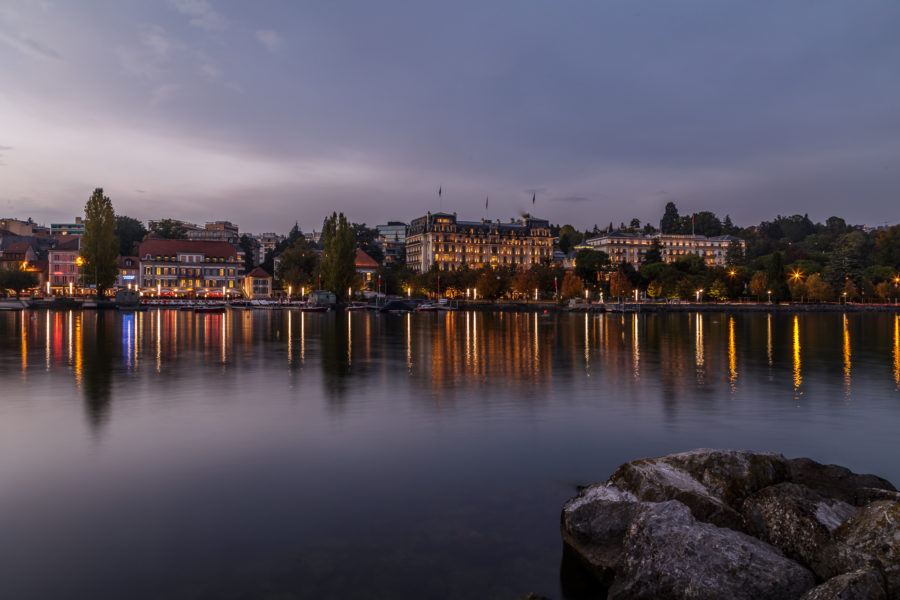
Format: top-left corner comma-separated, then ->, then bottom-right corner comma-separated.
405,212 -> 553,273
50,217 -> 85,236
188,221 -> 240,245
48,237 -> 82,291
355,249 -> 379,287
583,232 -> 744,267
376,222 -> 408,264
0,241 -> 37,270
138,239 -> 244,296
117,256 -> 139,289
242,267 -> 273,299
0,218 -> 36,237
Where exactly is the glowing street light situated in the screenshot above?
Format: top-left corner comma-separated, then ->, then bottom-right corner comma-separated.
696,288 -> 703,302
407,286 -> 411,299
767,290 -> 772,303
534,288 -> 538,301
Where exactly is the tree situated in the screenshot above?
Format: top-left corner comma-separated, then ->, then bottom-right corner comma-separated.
749,271 -> 768,301
82,188 -> 120,297
660,202 -> 680,234
803,274 -> 830,301
707,279 -> 727,301
842,279 -> 859,302
766,252 -> 790,301
647,280 -> 663,299
644,239 -> 663,264
725,241 -> 745,267
558,225 -> 582,253
0,268 -> 39,298
149,218 -> 187,239
573,249 -> 610,285
875,225 -> 900,268
691,211 -> 723,237
276,237 -> 320,291
238,234 -> 259,272
351,222 -> 384,265
560,271 -> 584,299
609,267 -> 632,299
320,212 -> 357,301
114,216 -> 147,256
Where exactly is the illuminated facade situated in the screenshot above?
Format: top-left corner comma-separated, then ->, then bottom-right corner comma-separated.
138,239 -> 244,295
584,232 -> 744,267
48,237 -> 82,289
406,212 -> 552,273
242,267 -> 273,299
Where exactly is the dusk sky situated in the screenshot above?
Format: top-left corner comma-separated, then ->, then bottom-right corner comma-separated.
2,1 -> 899,234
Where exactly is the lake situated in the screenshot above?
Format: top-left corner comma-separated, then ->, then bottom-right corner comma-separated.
1,309 -> 899,599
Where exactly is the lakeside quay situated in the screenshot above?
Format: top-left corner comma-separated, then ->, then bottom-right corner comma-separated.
459,301 -> 900,313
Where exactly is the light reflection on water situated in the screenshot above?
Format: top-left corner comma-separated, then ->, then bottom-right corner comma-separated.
2,309 -> 900,600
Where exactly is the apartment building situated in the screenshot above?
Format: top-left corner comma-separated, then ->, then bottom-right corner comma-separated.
138,239 -> 244,295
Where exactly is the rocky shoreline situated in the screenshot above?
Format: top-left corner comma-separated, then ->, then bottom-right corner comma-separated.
560,449 -> 899,600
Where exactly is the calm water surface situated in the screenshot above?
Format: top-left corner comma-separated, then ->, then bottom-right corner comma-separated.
1,309 -> 899,599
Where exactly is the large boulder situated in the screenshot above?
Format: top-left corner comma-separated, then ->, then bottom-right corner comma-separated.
742,482 -> 857,578
823,500 -> 900,597
788,458 -> 897,506
608,501 -> 815,600
799,569 -> 887,600
609,449 -> 788,530
560,483 -> 643,582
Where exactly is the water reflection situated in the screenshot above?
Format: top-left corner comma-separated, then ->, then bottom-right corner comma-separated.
793,315 -> 802,396
895,315 -> 900,390
728,316 -> 737,392
695,313 -> 705,384
842,314 -> 852,397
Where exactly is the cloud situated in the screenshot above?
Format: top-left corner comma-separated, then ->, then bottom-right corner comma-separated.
255,30 -> 283,52
0,32 -> 61,60
553,196 -> 591,203
150,83 -> 182,106
0,145 -> 12,151
170,0 -> 226,31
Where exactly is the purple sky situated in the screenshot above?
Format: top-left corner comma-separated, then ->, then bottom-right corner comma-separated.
2,1 -> 899,234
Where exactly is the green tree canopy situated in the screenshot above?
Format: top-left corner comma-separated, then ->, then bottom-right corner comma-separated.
0,268 -> 39,298
82,188 -> 120,297
149,219 -> 187,239
573,249 -> 610,284
114,215 -> 147,256
558,225 -> 583,253
320,212 -> 357,301
276,237 -> 320,290
660,202 -> 680,234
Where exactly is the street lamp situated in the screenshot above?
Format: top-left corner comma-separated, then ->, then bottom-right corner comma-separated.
534,288 -> 538,301
696,288 -> 703,302
767,290 -> 772,304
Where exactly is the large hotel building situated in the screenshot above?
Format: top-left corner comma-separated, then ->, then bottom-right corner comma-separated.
583,231 -> 744,267
137,239 -> 245,294
406,212 -> 553,272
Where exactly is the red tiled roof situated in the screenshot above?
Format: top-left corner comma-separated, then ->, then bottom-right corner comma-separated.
355,248 -> 379,268
246,267 -> 272,278
138,239 -> 238,259
3,241 -> 33,255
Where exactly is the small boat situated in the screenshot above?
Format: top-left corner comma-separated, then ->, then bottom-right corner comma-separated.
194,305 -> 227,314
0,299 -> 29,311
345,303 -> 370,312
415,303 -> 438,312
300,305 -> 329,313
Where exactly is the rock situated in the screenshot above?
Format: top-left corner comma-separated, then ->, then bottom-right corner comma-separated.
608,501 -> 815,600
856,487 -> 900,506
824,500 -> 900,597
560,483 -> 643,582
609,449 -> 788,530
742,482 -> 857,578
799,569 -> 887,600
788,458 -> 897,506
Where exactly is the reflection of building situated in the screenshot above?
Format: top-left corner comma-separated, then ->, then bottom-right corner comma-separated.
355,249 -> 379,287
138,239 -> 244,295
50,217 -> 85,236
48,237 -> 82,290
376,222 -> 407,264
117,256 -> 139,288
243,267 -> 273,298
406,212 -> 553,273
583,232 -> 744,266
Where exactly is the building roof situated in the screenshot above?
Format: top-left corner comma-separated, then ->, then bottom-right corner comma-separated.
138,239 -> 238,259
355,249 -> 379,268
1,241 -> 33,256
52,237 -> 82,251
246,267 -> 272,278
118,256 -> 139,267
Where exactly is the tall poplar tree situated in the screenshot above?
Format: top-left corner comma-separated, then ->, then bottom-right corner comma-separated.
320,212 -> 357,300
82,188 -> 120,297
